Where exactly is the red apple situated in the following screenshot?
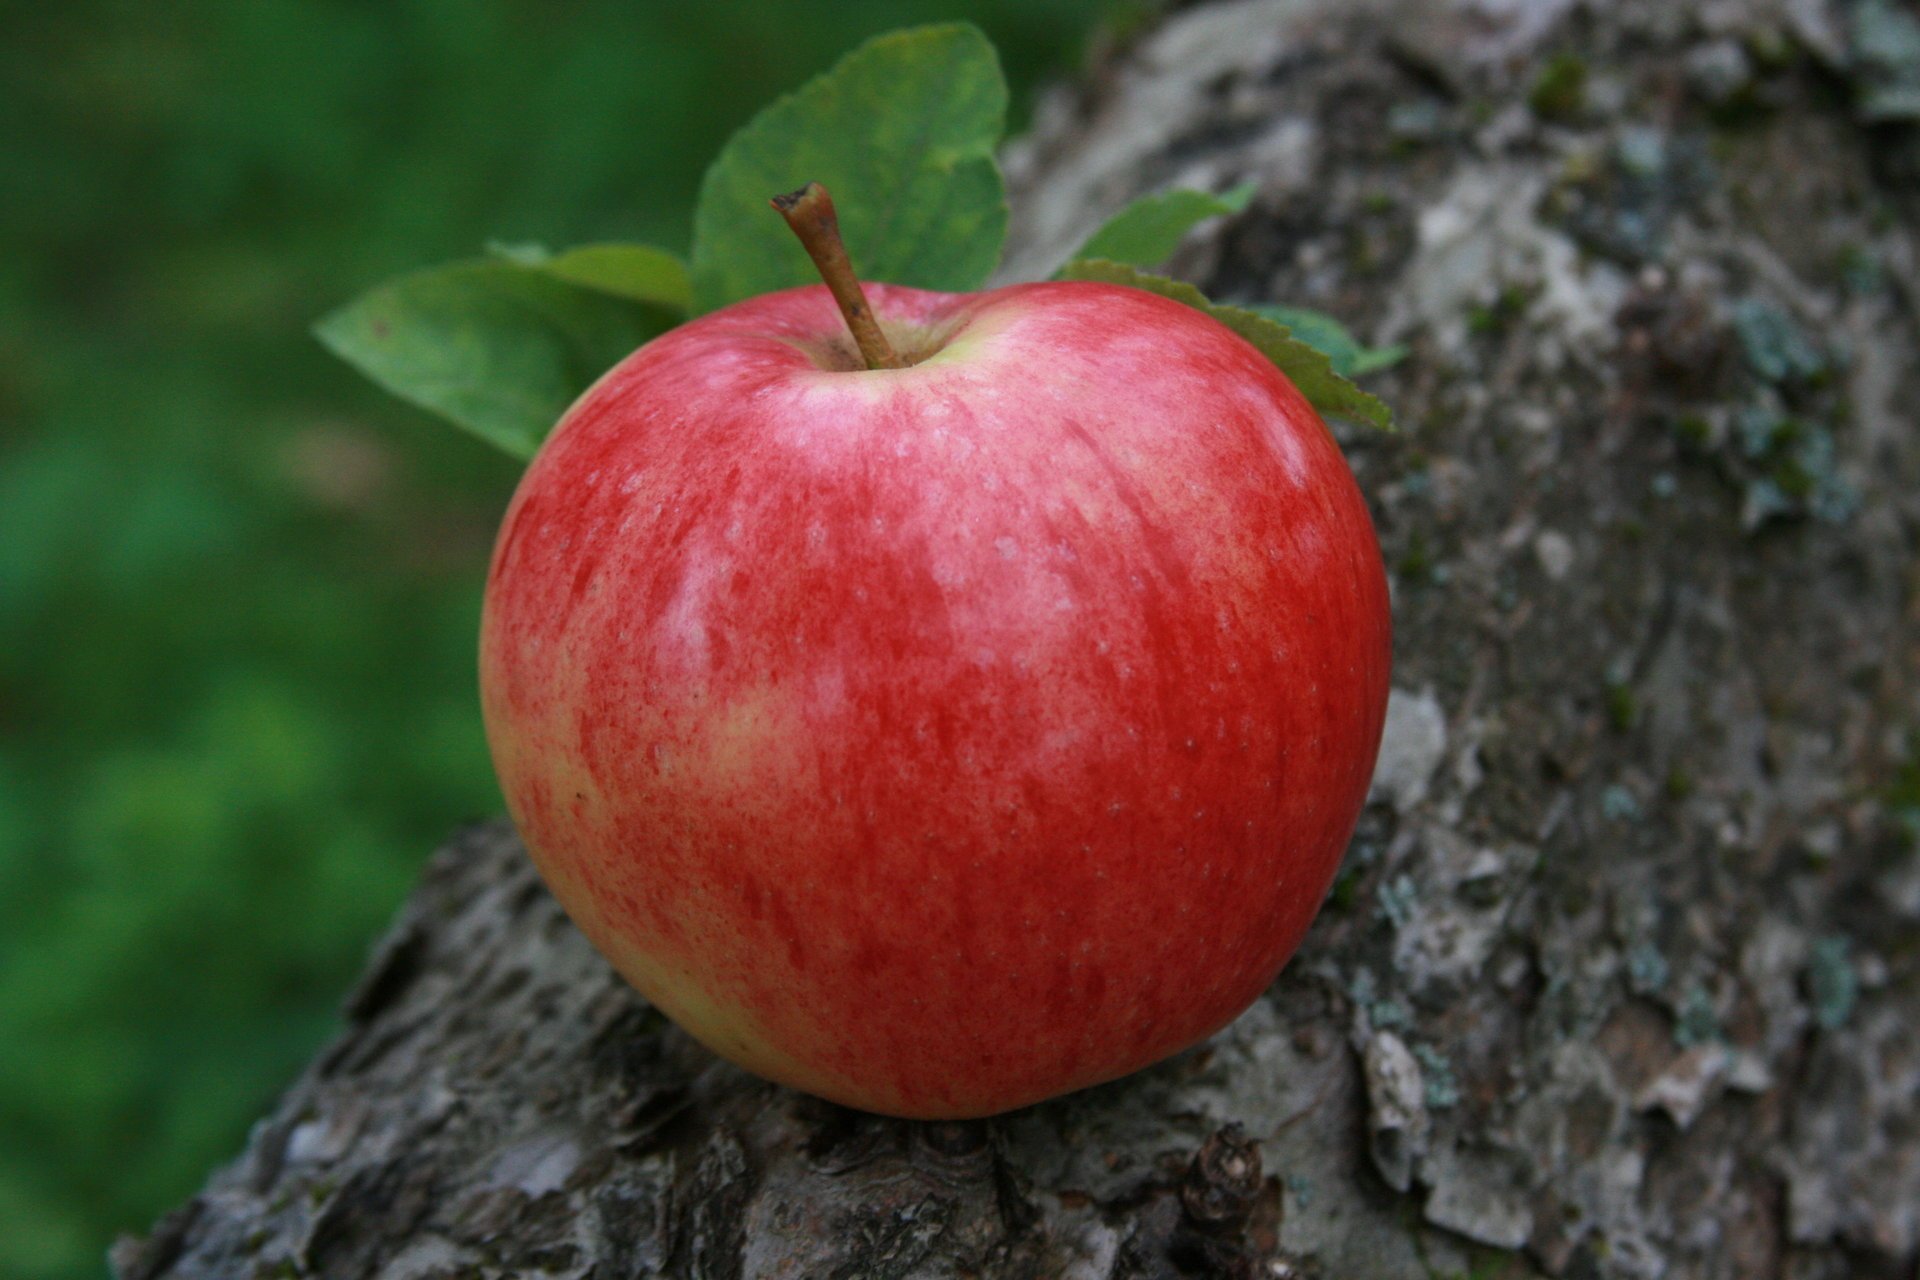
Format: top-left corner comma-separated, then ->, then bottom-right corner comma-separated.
479,187 -> 1391,1118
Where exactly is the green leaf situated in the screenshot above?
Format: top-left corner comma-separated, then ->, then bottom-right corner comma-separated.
1063,183 -> 1255,271
1060,260 -> 1395,432
689,23 -> 1008,314
489,241 -> 692,311
1245,304 -> 1408,378
315,260 -> 680,459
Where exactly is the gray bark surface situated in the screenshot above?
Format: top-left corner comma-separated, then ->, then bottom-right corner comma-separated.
117,1 -> 1920,1276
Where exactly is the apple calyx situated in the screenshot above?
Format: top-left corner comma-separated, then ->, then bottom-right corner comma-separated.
770,182 -> 906,371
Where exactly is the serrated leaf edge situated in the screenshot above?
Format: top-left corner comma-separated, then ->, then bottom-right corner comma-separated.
1059,184 -> 1257,275
1060,259 -> 1395,432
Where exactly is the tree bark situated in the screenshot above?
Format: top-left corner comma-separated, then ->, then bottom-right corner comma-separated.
116,1 -> 1920,1276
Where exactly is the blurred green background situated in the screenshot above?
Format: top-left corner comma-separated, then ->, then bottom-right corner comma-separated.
0,2 -> 1124,1272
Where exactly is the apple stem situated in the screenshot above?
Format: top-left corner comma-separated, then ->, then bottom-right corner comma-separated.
771,182 -> 904,371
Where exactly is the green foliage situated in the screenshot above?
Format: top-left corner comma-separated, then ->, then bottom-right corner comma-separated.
1245,304 -> 1409,378
489,242 -> 694,310
323,22 -> 1019,458
324,27 -> 1401,458
1063,182 -> 1254,270
317,260 -> 682,458
0,3 -> 1118,1277
691,24 -> 1010,312
1060,260 -> 1396,431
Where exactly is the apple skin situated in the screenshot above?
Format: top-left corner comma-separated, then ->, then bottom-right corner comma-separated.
479,280 -> 1391,1119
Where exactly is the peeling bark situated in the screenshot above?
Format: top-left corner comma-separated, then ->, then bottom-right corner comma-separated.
119,1 -> 1920,1275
